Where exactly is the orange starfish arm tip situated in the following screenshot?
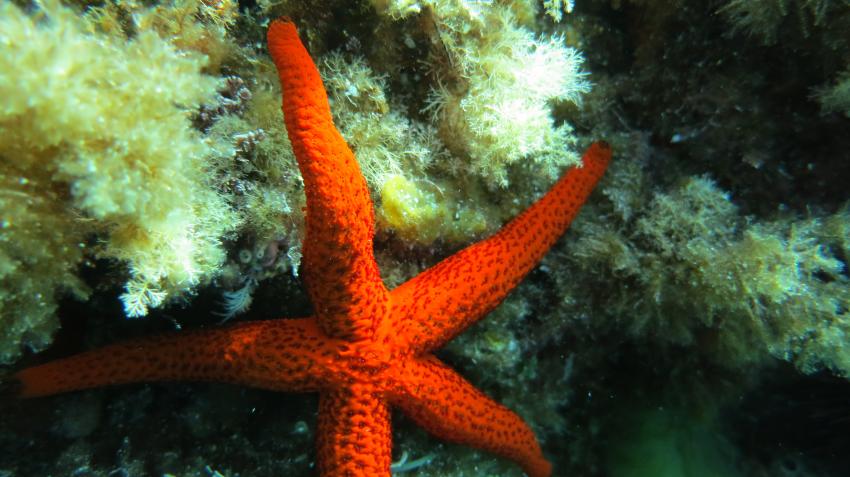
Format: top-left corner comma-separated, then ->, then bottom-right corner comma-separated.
13,319 -> 334,398
390,356 -> 552,477
390,141 -> 612,352
267,19 -> 389,340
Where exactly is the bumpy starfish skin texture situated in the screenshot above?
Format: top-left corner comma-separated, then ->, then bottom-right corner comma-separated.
13,19 -> 611,477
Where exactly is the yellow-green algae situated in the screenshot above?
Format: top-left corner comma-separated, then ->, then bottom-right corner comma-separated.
0,0 -> 237,359
0,0 -> 593,364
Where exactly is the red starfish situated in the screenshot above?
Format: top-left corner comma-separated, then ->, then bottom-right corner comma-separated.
12,20 -> 611,477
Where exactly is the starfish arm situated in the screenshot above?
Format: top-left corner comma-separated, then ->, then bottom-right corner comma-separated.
13,319 -> 336,398
390,142 -> 612,352
317,384 -> 393,477
388,356 -> 552,477
267,20 -> 389,340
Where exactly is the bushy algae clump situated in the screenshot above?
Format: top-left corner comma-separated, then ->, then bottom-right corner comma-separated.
0,0 -> 239,360
558,160 -> 850,376
373,0 -> 590,188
